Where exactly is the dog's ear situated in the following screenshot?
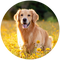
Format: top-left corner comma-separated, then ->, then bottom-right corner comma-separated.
14,9 -> 21,21
30,9 -> 39,23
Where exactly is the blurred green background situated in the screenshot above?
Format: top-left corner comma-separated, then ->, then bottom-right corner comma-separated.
3,1 -> 58,22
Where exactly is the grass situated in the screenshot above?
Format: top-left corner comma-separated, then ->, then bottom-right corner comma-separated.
1,20 -> 59,59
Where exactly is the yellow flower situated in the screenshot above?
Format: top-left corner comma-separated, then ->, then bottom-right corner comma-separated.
21,53 -> 24,55
36,52 -> 40,55
52,40 -> 57,43
37,48 -> 41,52
22,54 -> 25,58
56,30 -> 59,32
36,40 -> 40,44
46,48 -> 50,50
41,51 -> 44,53
11,46 -> 14,49
17,49 -> 21,52
21,53 -> 25,58
28,54 -> 30,56
32,53 -> 35,56
30,55 -> 35,59
35,55 -> 39,58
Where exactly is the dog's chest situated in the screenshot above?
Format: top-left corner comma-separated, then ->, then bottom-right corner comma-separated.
21,31 -> 31,44
28,33 -> 33,45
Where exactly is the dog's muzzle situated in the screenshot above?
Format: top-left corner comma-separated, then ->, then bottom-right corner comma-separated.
23,18 -> 27,24
22,18 -> 30,28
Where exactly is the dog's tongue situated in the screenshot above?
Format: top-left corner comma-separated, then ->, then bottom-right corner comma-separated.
23,24 -> 27,28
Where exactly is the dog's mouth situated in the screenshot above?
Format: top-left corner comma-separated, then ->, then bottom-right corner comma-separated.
22,22 -> 30,28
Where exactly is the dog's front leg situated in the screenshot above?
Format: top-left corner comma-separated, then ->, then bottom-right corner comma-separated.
26,43 -> 35,53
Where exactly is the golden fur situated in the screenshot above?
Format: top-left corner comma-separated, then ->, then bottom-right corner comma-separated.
14,9 -> 53,53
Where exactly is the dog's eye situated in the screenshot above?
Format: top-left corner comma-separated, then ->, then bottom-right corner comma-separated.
28,14 -> 30,17
21,14 -> 23,16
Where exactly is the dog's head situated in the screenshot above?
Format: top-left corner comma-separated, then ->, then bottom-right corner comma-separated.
14,9 -> 39,29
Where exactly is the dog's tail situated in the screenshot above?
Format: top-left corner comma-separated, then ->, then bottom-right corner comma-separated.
49,36 -> 53,41
49,36 -> 53,49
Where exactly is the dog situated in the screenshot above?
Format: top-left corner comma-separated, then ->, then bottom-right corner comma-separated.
14,9 -> 53,53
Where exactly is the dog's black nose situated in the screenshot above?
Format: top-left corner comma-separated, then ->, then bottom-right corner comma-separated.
23,18 -> 27,23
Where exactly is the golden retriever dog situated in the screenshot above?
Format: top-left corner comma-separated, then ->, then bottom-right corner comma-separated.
14,9 -> 53,53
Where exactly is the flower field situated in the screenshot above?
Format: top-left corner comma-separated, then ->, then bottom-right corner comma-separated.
1,20 -> 59,59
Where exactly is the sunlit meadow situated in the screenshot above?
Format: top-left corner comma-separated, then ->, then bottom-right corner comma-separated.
1,20 -> 59,59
